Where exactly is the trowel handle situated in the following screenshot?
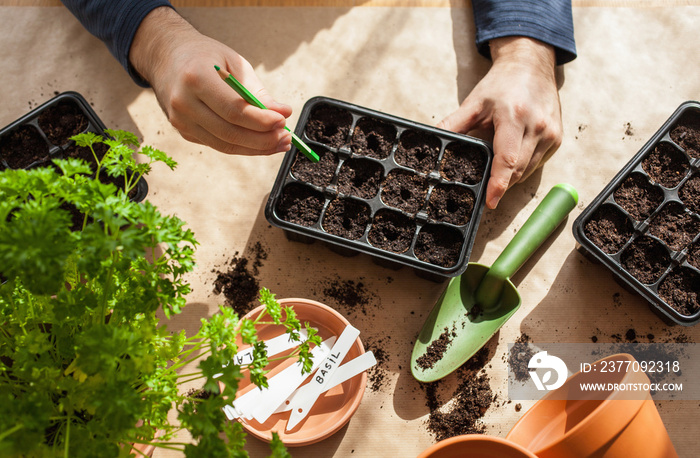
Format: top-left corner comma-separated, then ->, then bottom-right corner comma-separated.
475,183 -> 578,309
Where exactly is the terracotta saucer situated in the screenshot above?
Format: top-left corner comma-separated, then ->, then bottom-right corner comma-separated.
232,298 -> 367,447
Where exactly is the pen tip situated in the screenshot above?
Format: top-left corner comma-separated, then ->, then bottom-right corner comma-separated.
214,65 -> 221,71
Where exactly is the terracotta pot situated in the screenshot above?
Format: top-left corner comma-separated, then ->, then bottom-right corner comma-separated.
130,442 -> 156,457
418,435 -> 538,458
506,353 -> 677,458
229,298 -> 367,447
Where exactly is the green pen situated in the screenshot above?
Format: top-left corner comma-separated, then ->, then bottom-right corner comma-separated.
214,65 -> 319,162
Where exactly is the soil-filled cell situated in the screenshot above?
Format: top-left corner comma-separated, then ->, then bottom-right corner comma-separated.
427,183 -> 475,226
439,142 -> 486,185
61,141 -> 110,170
337,158 -> 383,199
0,125 -> 50,169
414,224 -> 463,267
276,183 -> 325,227
380,170 -> 428,214
60,201 -> 89,232
641,142 -> 688,188
350,117 -> 396,160
584,204 -> 633,254
37,100 -> 89,146
648,202 -> 700,252
394,129 -> 441,174
679,174 -> 700,215
658,267 -> 700,317
291,147 -> 338,187
687,242 -> 700,270
101,174 -> 142,201
305,104 -> 352,148
621,236 -> 670,285
613,172 -> 664,221
368,209 -> 416,254
322,198 -> 370,240
670,109 -> 700,159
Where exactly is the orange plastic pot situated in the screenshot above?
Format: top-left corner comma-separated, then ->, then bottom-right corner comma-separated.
506,353 -> 677,458
418,435 -> 538,458
227,298 -> 367,447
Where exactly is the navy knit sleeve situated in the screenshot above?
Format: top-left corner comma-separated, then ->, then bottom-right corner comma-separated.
472,0 -> 576,65
60,0 -> 174,87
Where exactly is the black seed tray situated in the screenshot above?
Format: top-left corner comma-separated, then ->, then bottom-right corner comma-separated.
0,91 -> 148,202
265,96 -> 492,281
573,101 -> 700,326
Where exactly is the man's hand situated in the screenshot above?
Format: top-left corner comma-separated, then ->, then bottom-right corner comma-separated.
438,37 -> 562,209
129,7 -> 292,156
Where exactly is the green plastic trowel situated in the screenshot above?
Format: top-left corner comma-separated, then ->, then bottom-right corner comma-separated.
411,184 -> 578,383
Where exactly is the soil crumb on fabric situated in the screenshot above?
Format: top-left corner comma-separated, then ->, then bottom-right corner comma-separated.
364,336 -> 391,392
424,371 -> 494,441
416,325 -> 457,370
421,347 -> 493,441
508,333 -> 535,382
212,250 -> 265,316
320,276 -> 379,315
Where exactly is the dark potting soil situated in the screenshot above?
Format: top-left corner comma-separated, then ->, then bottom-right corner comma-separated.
620,236 -> 670,285
508,333 -> 535,382
641,142 -> 688,188
679,174 -> 700,215
394,129 -> 441,174
290,147 -> 338,187
363,336 -> 390,392
424,369 -> 494,441
589,333 -> 690,385
416,325 -> 457,370
100,173 -> 141,200
613,173 -> 664,221
61,141 -> 109,170
648,202 -> 700,252
591,326 -> 691,345
367,210 -> 416,253
686,241 -> 700,270
276,183 -> 324,227
321,277 -> 377,315
658,267 -> 700,316
212,252 -> 263,316
584,205 -> 633,254
305,104 -> 352,148
439,142 -> 486,185
37,100 -> 88,146
427,183 -> 474,225
0,125 -> 49,168
414,224 -> 462,267
350,117 -> 396,160
380,170 -> 428,214
670,109 -> 700,159
337,158 -> 383,199
322,197 -> 370,240
185,387 -> 218,401
59,201 -> 88,232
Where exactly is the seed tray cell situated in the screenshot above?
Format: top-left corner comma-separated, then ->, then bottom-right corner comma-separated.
265,97 -> 493,280
0,91 -> 147,202
573,101 -> 700,325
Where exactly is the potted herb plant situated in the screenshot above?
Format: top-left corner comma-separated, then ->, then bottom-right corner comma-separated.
0,130 -> 318,457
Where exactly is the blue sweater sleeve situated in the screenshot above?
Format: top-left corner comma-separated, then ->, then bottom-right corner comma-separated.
472,0 -> 576,65
60,0 -> 174,87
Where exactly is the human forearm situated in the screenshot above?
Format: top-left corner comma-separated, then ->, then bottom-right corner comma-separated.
61,0 -> 173,87
471,0 -> 576,65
